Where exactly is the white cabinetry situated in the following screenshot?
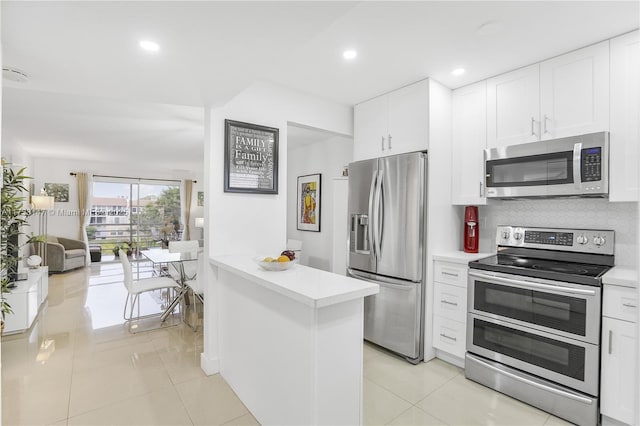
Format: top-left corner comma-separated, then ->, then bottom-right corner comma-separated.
4,267 -> 49,335
452,81 -> 488,205
432,261 -> 468,366
540,41 -> 610,139
609,30 -> 639,202
486,64 -> 540,147
601,284 -> 637,425
486,41 -> 609,148
354,80 -> 428,161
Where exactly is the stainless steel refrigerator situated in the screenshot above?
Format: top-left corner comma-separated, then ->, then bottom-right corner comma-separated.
347,151 -> 427,363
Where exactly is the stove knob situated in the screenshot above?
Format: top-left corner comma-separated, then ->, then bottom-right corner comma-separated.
502,231 -> 510,239
593,236 -> 606,247
513,232 -> 522,241
576,235 -> 588,245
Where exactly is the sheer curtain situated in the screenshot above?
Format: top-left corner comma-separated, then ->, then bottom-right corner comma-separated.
180,179 -> 193,240
77,172 -> 93,266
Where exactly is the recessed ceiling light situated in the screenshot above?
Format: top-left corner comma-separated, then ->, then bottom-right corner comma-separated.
2,67 -> 29,83
452,68 -> 466,76
139,40 -> 160,52
343,49 -> 357,60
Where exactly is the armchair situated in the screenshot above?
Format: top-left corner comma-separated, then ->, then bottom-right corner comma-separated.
46,236 -> 87,273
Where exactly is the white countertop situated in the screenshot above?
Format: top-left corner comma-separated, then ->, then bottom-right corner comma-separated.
210,255 -> 379,308
433,251 -> 495,265
602,266 -> 638,288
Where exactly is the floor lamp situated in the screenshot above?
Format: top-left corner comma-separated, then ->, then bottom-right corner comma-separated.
31,195 -> 54,267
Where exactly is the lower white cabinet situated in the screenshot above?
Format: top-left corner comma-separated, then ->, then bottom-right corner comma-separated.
433,261 -> 468,365
600,284 -> 637,425
4,267 -> 48,335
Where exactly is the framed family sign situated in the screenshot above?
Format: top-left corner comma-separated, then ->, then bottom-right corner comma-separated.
224,119 -> 279,194
296,173 -> 321,232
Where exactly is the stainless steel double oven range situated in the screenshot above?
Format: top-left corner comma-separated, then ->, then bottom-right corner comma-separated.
466,226 -> 614,426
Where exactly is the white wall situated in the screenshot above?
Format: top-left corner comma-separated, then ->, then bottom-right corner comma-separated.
287,135 -> 353,271
207,81 -> 353,258
473,199 -> 638,267
30,157 -> 203,241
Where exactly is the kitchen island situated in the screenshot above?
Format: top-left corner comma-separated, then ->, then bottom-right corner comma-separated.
209,255 -> 379,426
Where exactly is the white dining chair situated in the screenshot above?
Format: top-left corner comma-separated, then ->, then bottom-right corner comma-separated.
168,240 -> 199,257
183,252 -> 205,331
120,249 -> 180,332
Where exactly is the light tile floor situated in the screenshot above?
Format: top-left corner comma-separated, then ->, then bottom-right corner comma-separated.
1,263 -> 573,425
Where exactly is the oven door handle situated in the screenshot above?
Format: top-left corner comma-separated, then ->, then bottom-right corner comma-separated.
468,271 -> 597,296
468,353 -> 595,405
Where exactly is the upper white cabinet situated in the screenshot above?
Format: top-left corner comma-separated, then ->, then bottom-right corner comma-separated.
486,64 -> 540,147
452,81 -> 488,205
539,41 -> 610,139
354,80 -> 428,161
609,30 -> 639,202
486,41 -> 609,148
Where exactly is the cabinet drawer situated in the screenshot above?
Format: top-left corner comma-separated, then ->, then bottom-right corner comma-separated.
603,285 -> 638,323
433,316 -> 466,359
434,262 -> 467,288
434,282 -> 467,322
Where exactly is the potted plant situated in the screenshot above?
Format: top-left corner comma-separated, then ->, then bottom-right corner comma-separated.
123,242 -> 133,257
1,161 -> 34,326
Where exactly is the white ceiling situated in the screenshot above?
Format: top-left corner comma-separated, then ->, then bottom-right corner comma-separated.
2,1 -> 638,168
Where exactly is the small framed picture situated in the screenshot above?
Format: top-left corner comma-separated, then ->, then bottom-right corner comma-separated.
296,173 -> 321,232
197,191 -> 204,207
224,119 -> 278,194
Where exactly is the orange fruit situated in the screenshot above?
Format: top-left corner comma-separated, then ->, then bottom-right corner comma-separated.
277,255 -> 290,263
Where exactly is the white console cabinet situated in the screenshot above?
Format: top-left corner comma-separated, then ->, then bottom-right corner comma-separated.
3,266 -> 49,335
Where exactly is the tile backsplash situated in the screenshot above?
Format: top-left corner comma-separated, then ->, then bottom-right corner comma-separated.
476,199 -> 638,267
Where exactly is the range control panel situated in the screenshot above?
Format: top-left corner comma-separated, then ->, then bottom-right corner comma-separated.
496,226 -> 615,255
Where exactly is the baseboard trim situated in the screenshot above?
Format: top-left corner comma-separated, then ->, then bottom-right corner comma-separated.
200,352 -> 220,375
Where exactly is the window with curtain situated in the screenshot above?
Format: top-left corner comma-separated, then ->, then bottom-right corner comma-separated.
88,177 -> 181,258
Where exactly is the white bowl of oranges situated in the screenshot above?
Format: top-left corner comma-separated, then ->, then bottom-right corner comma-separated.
255,250 -> 297,271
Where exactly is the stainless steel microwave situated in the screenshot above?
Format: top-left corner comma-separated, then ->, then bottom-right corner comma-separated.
484,132 -> 609,199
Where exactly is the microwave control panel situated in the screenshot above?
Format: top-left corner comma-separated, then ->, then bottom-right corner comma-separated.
581,147 -> 602,182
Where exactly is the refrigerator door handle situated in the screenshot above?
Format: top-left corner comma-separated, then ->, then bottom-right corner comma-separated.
376,169 -> 384,261
367,170 -> 378,259
373,169 -> 383,261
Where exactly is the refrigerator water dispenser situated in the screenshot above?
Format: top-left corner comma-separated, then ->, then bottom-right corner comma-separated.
350,214 -> 370,254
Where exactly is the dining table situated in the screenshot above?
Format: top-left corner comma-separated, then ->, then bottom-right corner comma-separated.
140,249 -> 196,322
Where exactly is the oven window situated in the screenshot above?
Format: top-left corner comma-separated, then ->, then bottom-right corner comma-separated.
474,281 -> 586,336
473,318 -> 585,381
486,151 -> 573,187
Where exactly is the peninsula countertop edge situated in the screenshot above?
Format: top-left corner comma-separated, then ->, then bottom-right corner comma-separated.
210,255 -> 379,308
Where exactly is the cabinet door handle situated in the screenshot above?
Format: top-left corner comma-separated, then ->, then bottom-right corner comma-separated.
479,181 -> 483,197
441,300 -> 458,307
388,134 -> 392,150
530,117 -> 536,136
622,303 -> 637,308
608,330 -> 613,354
441,271 -> 459,277
440,333 -> 457,342
543,115 -> 550,135
381,136 -> 385,151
